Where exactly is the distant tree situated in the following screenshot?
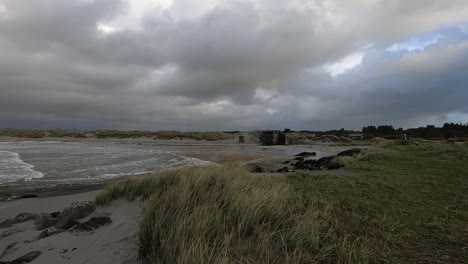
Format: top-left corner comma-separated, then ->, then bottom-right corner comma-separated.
362,125 -> 377,135
377,125 -> 396,135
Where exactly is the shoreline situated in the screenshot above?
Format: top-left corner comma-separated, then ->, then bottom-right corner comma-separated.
0,138 -> 353,199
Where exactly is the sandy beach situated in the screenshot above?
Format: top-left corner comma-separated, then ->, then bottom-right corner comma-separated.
0,138 -> 355,263
0,137 -> 351,198
0,190 -> 142,264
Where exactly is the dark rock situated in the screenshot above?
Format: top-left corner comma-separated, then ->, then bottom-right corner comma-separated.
70,217 -> 112,232
18,195 -> 39,199
37,229 -> 49,240
293,161 -> 309,170
4,251 -> 41,264
326,163 -> 343,170
12,213 -> 38,224
337,148 -> 362,157
0,242 -> 17,259
35,214 -> 57,230
316,156 -> 336,166
55,201 -> 95,230
0,218 -> 12,229
294,152 -> 317,157
48,229 -> 66,236
281,160 -> 291,165
37,228 -> 66,240
294,157 -> 305,161
50,212 -> 61,218
276,167 -> 290,173
246,164 -> 265,173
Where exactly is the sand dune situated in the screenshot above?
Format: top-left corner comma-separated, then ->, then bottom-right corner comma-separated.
0,191 -> 141,264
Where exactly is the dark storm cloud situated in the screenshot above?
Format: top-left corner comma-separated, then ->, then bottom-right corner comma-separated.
0,0 -> 468,130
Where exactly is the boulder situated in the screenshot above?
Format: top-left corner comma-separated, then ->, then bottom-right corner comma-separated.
37,228 -> 66,240
294,152 -> 317,158
37,229 -> 48,240
12,213 -> 38,224
50,211 -> 61,218
4,251 -> 41,264
70,217 -> 112,233
326,162 -> 343,170
337,148 -> 362,157
0,219 -> 12,229
316,156 -> 336,166
54,201 -> 95,230
0,242 -> 17,259
18,195 -> 39,199
304,159 -> 317,165
294,157 -> 305,161
276,167 -> 290,173
293,161 -> 309,170
35,214 -> 57,230
246,164 -> 265,173
292,154 -> 343,171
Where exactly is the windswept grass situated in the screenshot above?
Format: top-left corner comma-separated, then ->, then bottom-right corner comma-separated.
97,143 -> 468,263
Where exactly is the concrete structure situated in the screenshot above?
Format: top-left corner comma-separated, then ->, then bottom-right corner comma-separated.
259,130 -> 288,145
238,135 -> 246,143
349,134 -> 365,140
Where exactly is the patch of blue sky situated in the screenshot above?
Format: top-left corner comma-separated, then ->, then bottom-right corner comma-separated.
387,34 -> 444,52
387,22 -> 468,53
446,112 -> 468,124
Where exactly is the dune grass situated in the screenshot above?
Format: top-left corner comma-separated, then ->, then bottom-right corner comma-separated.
0,129 -> 235,141
96,143 -> 468,263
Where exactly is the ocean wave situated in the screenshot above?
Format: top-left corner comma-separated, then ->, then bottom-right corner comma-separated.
95,155 -> 215,180
0,151 -> 45,184
168,156 -> 215,167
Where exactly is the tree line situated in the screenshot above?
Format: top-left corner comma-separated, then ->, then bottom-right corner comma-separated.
362,123 -> 468,138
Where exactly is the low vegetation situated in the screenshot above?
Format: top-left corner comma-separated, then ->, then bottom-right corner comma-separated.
97,142 -> 468,263
153,131 -> 234,141
0,129 -> 234,141
0,129 -> 46,138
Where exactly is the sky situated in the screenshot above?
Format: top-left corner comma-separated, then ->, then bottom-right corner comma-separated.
0,0 -> 467,131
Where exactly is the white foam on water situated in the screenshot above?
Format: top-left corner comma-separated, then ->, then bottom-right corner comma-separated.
0,151 -> 45,184
99,171 -> 156,180
168,156 -> 215,167
95,154 -> 215,181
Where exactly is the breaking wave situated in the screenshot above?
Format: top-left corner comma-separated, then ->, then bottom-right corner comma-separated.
0,151 -> 45,184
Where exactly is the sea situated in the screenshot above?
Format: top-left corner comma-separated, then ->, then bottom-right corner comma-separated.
0,141 -> 213,189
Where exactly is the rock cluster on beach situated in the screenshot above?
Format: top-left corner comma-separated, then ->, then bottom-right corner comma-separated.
287,148 -> 362,171
247,148 -> 363,173
0,201 -> 112,263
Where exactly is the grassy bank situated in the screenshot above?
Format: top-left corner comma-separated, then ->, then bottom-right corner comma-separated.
96,143 -> 468,263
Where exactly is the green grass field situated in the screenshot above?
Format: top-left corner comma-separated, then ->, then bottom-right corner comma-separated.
96,142 -> 468,263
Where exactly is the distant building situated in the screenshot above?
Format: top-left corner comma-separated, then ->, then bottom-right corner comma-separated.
238,135 -> 246,143
259,130 -> 288,145
349,134 -> 365,140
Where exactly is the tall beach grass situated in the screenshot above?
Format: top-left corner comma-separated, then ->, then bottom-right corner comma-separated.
97,143 -> 468,263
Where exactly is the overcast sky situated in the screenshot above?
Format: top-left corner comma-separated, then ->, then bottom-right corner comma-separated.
0,0 -> 467,131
